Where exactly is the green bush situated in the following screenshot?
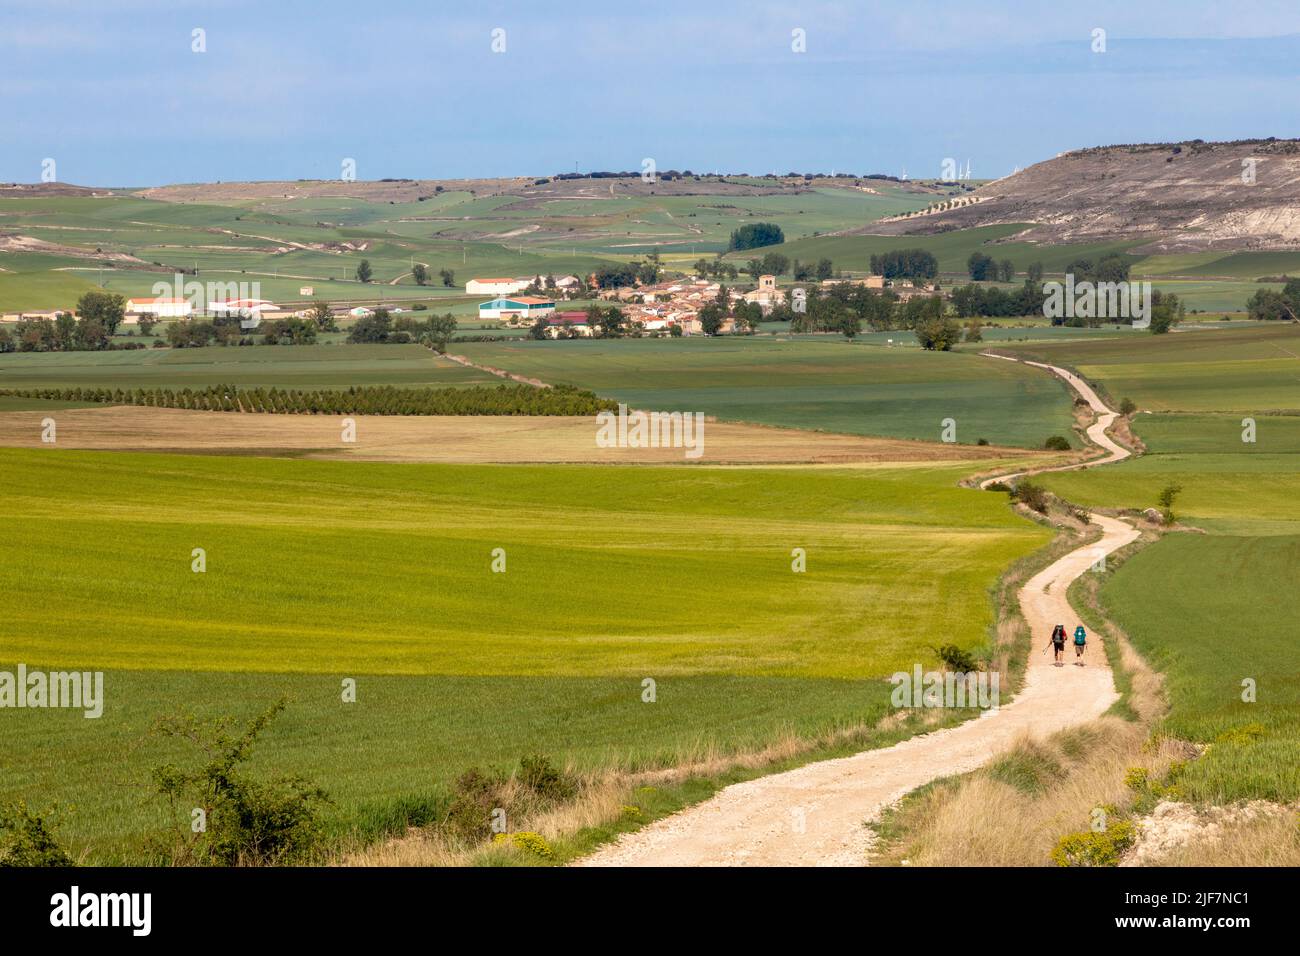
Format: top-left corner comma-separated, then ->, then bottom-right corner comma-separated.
0,802 -> 74,867
1051,819 -> 1136,867
931,643 -> 979,673
1044,435 -> 1071,451
1124,767 -> 1150,791
1011,480 -> 1049,513
444,768 -> 506,843
443,754 -> 577,845
1157,483 -> 1183,525
518,754 -> 575,802
150,697 -> 329,866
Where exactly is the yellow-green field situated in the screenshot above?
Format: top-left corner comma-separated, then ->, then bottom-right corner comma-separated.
0,447 -> 1046,861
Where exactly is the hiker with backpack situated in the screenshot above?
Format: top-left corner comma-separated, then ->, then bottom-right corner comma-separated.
1046,624 -> 1067,664
1073,624 -> 1088,664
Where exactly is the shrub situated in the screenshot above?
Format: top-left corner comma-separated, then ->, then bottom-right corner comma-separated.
1123,767 -> 1150,792
0,802 -> 74,867
1044,435 -> 1071,451
518,754 -> 575,802
1012,480 -> 1049,513
931,643 -> 979,673
1157,483 -> 1183,525
444,755 -> 577,844
492,831 -> 553,859
444,768 -> 506,843
1051,819 -> 1136,867
985,481 -> 1010,493
1119,397 -> 1137,416
150,698 -> 329,866
976,437 -> 989,446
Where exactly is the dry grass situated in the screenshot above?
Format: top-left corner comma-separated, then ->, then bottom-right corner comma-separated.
877,720 -> 1184,866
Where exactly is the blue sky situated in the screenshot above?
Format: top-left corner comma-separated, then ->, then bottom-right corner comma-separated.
3,0 -> 1300,186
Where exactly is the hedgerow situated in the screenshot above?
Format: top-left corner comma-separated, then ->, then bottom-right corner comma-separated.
0,384 -> 616,417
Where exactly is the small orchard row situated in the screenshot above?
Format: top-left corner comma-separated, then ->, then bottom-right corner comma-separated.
0,384 -> 618,416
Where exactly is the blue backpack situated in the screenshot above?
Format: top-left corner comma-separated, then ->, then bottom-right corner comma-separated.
1074,626 -> 1087,645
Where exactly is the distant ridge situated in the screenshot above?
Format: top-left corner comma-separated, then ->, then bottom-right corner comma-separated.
863,138 -> 1300,253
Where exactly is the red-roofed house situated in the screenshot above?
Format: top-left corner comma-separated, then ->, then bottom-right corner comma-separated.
545,311 -> 592,337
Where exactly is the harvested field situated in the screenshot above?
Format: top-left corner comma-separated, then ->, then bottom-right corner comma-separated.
0,405 -> 1040,465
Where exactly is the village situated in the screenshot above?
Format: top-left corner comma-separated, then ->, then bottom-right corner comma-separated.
0,268 -> 944,342
470,270 -> 938,337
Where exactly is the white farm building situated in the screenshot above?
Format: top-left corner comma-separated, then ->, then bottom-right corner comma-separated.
125,296 -> 192,318
465,277 -> 532,296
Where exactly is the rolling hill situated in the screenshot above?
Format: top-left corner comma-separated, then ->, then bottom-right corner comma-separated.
867,138 -> 1300,254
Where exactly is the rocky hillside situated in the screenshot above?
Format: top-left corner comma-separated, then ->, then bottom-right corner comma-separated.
865,139 -> 1300,252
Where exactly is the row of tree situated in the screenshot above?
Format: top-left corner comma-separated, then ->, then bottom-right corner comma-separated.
740,251 -> 836,279
0,383 -> 615,416
728,222 -> 785,251
355,259 -> 456,287
870,249 -> 938,280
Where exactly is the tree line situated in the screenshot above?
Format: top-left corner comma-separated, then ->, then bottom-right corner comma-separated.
0,383 -> 615,416
0,291 -> 132,353
1246,278 -> 1300,321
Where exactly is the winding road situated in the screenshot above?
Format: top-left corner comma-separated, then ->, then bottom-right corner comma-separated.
577,355 -> 1138,867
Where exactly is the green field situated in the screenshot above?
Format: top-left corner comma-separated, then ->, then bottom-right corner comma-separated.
0,448 -> 1046,861
454,337 -> 1079,448
1003,323 -> 1300,412
7,190 -> 1294,319
1034,321 -> 1300,806
0,343 -> 497,390
0,195 -> 618,311
1096,535 -> 1300,804
0,183 -> 934,311
1045,467 -> 1300,803
740,224 -> 1146,276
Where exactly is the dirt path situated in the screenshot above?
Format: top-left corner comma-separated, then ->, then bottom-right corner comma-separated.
577,357 -> 1137,867
979,355 -> 1130,488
